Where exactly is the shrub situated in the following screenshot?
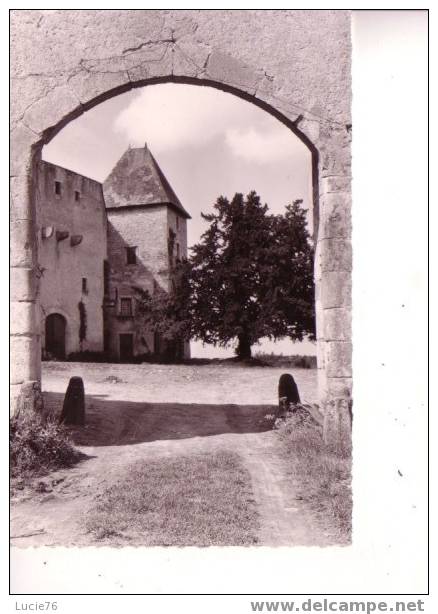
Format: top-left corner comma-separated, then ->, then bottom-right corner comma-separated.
253,353 -> 317,368
10,411 -> 81,480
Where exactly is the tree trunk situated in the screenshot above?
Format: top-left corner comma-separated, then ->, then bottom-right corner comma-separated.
236,334 -> 252,360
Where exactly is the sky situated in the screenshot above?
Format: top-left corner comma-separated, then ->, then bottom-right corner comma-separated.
43,82 -> 315,357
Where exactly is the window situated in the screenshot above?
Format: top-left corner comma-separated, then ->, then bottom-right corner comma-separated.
54,181 -> 61,196
176,215 -> 180,230
103,260 -> 110,296
120,297 -> 133,317
74,190 -> 80,202
126,246 -> 137,265
81,277 -> 88,293
176,243 -> 180,260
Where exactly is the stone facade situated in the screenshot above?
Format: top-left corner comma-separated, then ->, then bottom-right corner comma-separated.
34,147 -> 190,364
10,10 -> 352,441
36,160 -> 107,358
103,145 -> 190,361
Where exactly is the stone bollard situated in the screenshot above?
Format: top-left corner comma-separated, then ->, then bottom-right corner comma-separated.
278,373 -> 301,416
323,397 -> 352,452
59,377 -> 85,425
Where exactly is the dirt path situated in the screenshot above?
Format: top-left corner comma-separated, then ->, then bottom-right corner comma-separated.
11,364 -> 331,547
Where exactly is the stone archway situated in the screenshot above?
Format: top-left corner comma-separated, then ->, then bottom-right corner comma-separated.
10,10 -> 352,439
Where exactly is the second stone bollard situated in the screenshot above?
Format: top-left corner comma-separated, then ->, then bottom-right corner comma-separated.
278,373 -> 300,417
59,376 -> 85,425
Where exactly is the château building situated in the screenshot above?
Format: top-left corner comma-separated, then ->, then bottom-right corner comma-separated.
36,144 -> 191,362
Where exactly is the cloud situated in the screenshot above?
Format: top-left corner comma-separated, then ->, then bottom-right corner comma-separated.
113,83 -> 307,162
225,126 -> 305,164
114,83 -> 249,152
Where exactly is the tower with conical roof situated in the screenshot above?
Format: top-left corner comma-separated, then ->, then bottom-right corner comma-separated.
102,144 -> 191,361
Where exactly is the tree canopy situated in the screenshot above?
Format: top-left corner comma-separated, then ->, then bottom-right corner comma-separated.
137,191 -> 315,360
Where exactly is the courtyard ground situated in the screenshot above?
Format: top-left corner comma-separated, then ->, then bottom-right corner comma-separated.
10,361 -> 345,547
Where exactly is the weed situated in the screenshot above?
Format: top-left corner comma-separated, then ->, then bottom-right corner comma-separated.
274,405 -> 352,542
10,411 -> 81,481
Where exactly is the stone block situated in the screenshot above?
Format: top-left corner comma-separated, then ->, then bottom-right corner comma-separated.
127,45 -> 173,82
12,380 -> 44,418
173,39 -> 211,77
315,298 -> 324,341
318,238 -> 352,273
325,340 -> 352,378
10,267 -> 39,302
256,88 -> 308,130
317,364 -> 327,401
319,192 -> 352,240
10,301 -> 38,336
314,240 -> 323,282
10,383 -> 22,417
11,75 -> 58,125
321,270 -> 352,309
68,70 -> 129,106
22,84 -> 81,135
206,49 -> 261,92
316,338 -> 326,369
296,116 -> 321,146
323,307 -> 351,341
325,376 -> 353,400
323,397 -> 352,451
10,175 -> 33,221
320,175 -> 351,195
164,13 -> 198,40
10,335 -> 41,384
10,122 -> 37,176
319,129 -> 351,177
10,220 -> 36,267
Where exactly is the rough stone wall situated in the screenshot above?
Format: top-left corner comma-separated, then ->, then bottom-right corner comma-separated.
10,9 -> 352,436
105,205 -> 169,360
167,209 -> 188,266
36,161 -> 107,357
167,208 -> 190,359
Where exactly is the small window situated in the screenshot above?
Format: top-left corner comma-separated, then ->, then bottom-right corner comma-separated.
126,246 -> 137,265
120,297 -> 133,317
176,215 -> 180,230
74,190 -> 80,202
54,181 -> 61,196
103,260 -> 110,296
81,277 -> 88,293
176,243 -> 180,260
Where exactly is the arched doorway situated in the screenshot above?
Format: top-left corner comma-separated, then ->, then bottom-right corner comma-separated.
45,313 -> 66,360
10,10 -> 353,441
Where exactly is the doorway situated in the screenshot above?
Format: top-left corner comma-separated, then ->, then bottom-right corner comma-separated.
119,333 -> 134,362
45,313 -> 67,359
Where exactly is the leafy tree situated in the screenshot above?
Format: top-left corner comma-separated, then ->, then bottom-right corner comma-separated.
189,191 -> 315,359
136,191 -> 315,361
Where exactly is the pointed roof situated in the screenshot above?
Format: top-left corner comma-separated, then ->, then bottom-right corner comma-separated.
103,144 -> 191,219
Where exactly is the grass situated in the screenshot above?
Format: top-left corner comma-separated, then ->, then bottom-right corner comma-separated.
85,450 -> 259,546
10,411 -> 82,484
253,353 -> 317,369
274,406 -> 352,543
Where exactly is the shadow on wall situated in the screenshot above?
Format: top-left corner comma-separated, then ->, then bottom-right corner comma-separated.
105,220 -> 172,360
44,392 -> 275,447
